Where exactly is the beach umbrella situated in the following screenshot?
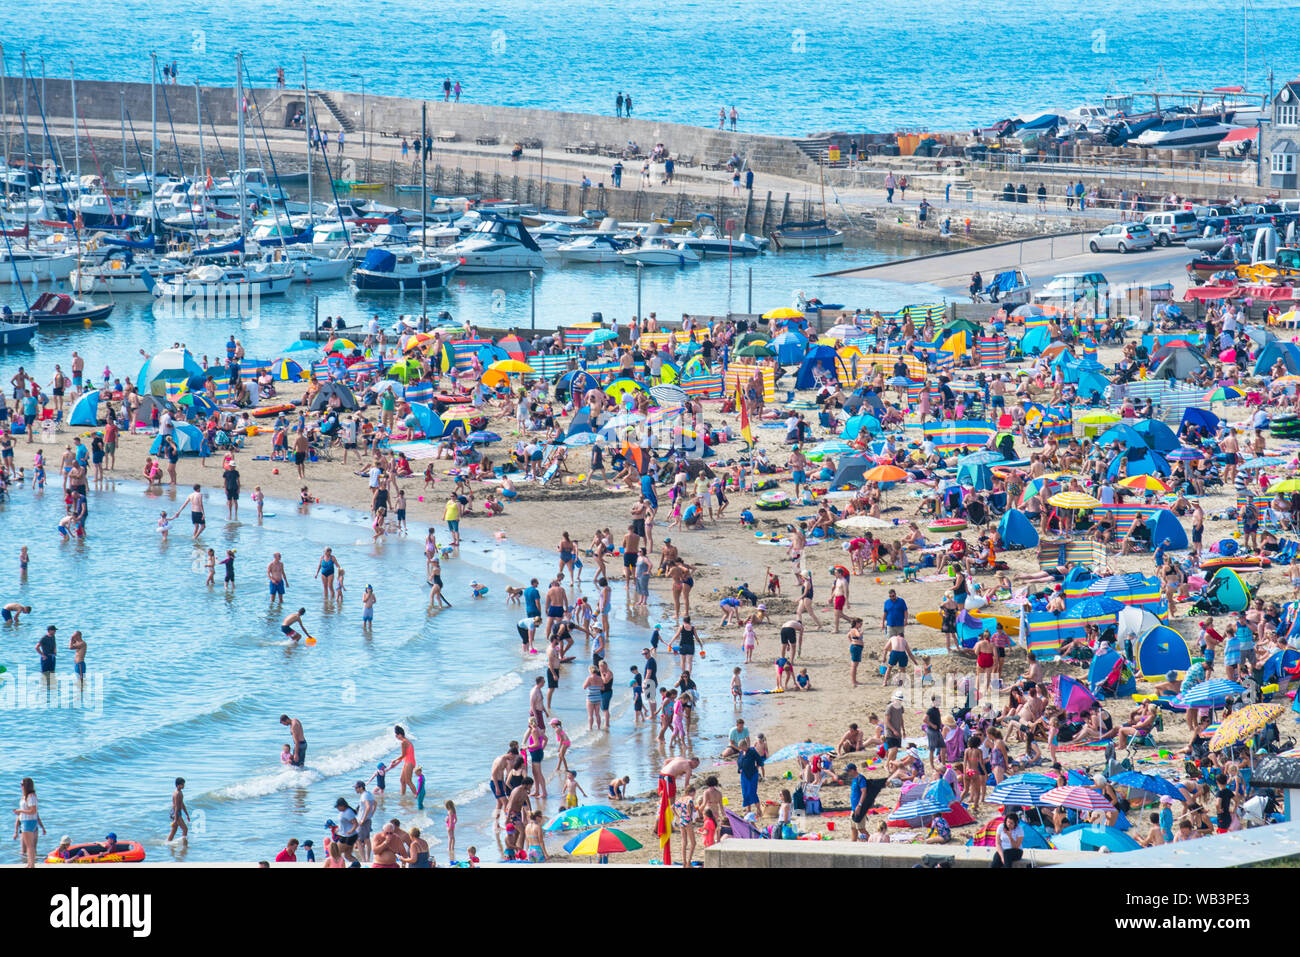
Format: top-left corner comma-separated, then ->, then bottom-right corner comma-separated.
283,339 -> 322,354
1041,786 -> 1114,812
990,782 -> 1053,807
565,432 -> 602,447
1089,573 -> 1147,595
811,440 -> 854,456
1205,386 -> 1244,402
1242,456 -> 1287,469
999,772 -> 1059,788
864,464 -> 907,483
581,328 -> 618,347
403,332 -> 438,353
1012,304 -> 1044,318
563,827 -> 643,856
1164,448 -> 1205,462
269,358 -> 307,381
1208,702 -> 1287,752
766,741 -> 836,763
824,323 -> 861,340
1109,771 -> 1185,800
1048,491 -> 1100,509
497,334 -> 527,360
546,805 -> 629,832
1066,596 -> 1126,618
326,337 -> 357,353
1177,678 -> 1247,709
735,343 -> 776,358
650,384 -> 688,406
762,307 -> 804,320
1118,474 -> 1170,493
465,430 -> 501,444
886,797 -> 952,822
1268,478 -> 1300,493
489,359 -> 536,375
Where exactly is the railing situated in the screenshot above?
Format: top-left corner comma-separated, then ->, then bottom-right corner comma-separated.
965,151 -> 1259,190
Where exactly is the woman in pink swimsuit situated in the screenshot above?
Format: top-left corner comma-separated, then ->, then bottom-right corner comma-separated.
387,725 -> 417,796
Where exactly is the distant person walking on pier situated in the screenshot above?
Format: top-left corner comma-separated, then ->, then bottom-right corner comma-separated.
898,175 -> 908,200
1036,183 -> 1047,210
884,171 -> 896,203
612,161 -> 623,187
718,107 -> 726,130
443,77 -> 452,101
745,168 -> 753,191
664,156 -> 675,184
918,198 -> 931,228
1075,181 -> 1085,210
1066,182 -> 1075,210
624,93 -> 633,117
616,92 -> 624,117
337,130 -> 345,156
730,105 -> 738,131
642,161 -> 652,188
454,80 -> 462,101
945,182 -> 951,203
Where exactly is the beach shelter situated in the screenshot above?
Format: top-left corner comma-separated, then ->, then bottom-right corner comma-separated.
941,316 -> 981,342
1262,649 -> 1300,684
794,345 -> 848,390
68,391 -> 100,427
1151,346 -> 1209,381
1254,340 -> 1300,376
309,382 -> 359,413
604,377 -> 647,402
474,343 -> 510,366
1020,326 -> 1051,356
997,508 -> 1039,549
269,358 -> 307,381
566,407 -> 595,439
1088,649 -> 1136,697
1209,567 -> 1251,612
558,370 -> 600,399
149,422 -> 203,455
1051,824 -> 1142,853
137,348 -> 203,395
1148,509 -> 1188,550
830,454 -> 871,489
1116,605 -> 1162,640
1135,624 -> 1192,678
1178,407 -> 1220,438
1052,674 -> 1099,715
970,816 -> 1055,849
1131,418 -> 1179,453
407,402 -> 444,438
772,330 -> 808,364
1094,423 -> 1147,448
1105,447 -> 1170,480
840,412 -> 881,439
956,461 -> 993,490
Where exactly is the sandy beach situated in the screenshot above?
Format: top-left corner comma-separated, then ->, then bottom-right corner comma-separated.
51,327 -> 1273,864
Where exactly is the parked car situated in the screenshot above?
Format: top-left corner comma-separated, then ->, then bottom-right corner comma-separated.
1034,271 -> 1109,304
1088,222 -> 1155,253
1143,210 -> 1198,245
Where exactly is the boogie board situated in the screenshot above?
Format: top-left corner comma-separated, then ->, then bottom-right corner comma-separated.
915,610 -> 1020,636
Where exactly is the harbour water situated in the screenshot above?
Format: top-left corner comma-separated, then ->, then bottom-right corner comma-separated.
0,481 -> 754,863
3,0 -> 1291,133
0,242 -> 942,384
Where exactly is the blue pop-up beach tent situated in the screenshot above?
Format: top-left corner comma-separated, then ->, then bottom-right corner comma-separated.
1106,447 -> 1170,480
997,508 -> 1039,549
1135,624 -> 1192,678
795,345 -> 847,390
1088,649 -> 1136,697
840,413 -> 882,439
68,391 -> 100,427
149,422 -> 203,455
1131,418 -> 1179,453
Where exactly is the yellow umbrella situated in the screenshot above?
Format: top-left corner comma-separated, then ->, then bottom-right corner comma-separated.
403,333 -> 437,353
815,337 -> 839,347
1077,411 -> 1120,425
1274,375 -> 1300,385
1048,491 -> 1100,509
1119,475 -> 1170,493
1208,702 -> 1286,752
762,307 -> 804,320
838,345 -> 864,359
489,359 -> 536,375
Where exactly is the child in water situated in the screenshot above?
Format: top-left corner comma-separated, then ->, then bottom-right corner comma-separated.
281,744 -> 293,764
205,548 -> 216,585
731,666 -> 744,703
445,800 -> 457,862
252,485 -> 265,524
157,510 -> 171,541
362,585 -> 376,628
414,766 -> 425,810
562,770 -> 587,809
367,761 -> 387,794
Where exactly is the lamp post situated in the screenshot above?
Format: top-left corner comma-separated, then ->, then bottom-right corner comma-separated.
529,270 -> 536,330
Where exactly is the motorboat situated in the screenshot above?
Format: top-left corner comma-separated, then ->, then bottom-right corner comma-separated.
1132,116 -> 1237,150
148,262 -> 294,299
769,219 -> 844,250
436,217 -> 546,273
679,225 -> 762,258
0,318 -> 37,346
263,247 -> 354,283
66,191 -> 133,228
9,291 -> 113,325
556,234 -> 631,264
0,247 -> 77,284
353,247 -> 459,291
531,222 -> 580,256
307,220 -> 362,254
618,236 -> 701,267
70,252 -> 190,294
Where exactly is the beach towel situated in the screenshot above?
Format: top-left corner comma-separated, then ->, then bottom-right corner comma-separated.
656,775 -> 675,864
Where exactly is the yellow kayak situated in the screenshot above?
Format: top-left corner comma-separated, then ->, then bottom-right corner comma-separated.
915,610 -> 1020,636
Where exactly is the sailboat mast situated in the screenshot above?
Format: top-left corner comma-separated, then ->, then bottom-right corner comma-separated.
1,44 -> 8,169
195,84 -> 204,185
120,90 -> 126,177
71,60 -> 80,184
150,52 -> 157,231
421,101 -> 427,252
303,57 -> 312,245
236,52 -> 245,263
20,52 -> 30,238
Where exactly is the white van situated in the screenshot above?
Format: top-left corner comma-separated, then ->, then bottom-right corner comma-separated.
1142,210 -> 1198,245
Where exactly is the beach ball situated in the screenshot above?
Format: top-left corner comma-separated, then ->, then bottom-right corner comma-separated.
272,468 -> 279,475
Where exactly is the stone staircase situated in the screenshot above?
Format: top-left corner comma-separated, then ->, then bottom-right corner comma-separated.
792,135 -> 849,168
314,92 -> 356,133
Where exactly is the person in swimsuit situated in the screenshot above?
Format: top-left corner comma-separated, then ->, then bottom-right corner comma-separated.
316,547 -> 341,599
400,827 -> 433,867
523,811 -> 549,862
523,717 -> 548,797
281,714 -> 307,766
280,608 -> 314,643
974,635 -> 996,695
387,725 -> 417,796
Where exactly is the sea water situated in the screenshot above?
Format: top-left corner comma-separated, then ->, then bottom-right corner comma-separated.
0,481 -> 752,862
3,0 -> 1293,133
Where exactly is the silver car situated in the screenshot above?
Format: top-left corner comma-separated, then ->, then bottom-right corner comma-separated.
1089,222 -> 1155,253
